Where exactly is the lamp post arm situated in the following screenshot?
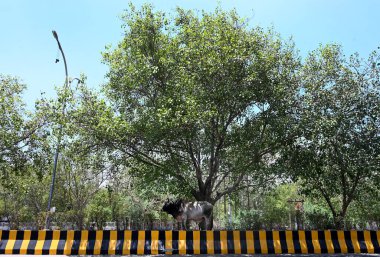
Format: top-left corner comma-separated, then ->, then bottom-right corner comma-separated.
52,30 -> 68,88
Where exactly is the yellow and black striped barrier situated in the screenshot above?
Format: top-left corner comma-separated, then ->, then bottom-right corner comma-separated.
0,230 -> 379,255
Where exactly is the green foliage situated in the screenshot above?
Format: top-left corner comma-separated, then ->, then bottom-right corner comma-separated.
216,184 -> 300,229
100,4 -> 301,203
282,44 -> 380,228
0,75 -> 52,227
302,198 -> 334,229
1,4 -> 380,230
86,189 -> 113,227
0,168 -> 50,228
258,184 -> 297,228
345,185 -> 380,228
0,75 -> 28,175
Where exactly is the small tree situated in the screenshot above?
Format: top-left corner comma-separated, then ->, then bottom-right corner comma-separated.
283,45 -> 380,229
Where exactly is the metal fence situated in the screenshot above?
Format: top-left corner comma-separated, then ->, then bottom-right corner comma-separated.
0,219 -> 378,231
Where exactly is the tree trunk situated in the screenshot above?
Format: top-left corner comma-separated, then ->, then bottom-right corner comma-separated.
193,190 -> 215,230
333,214 -> 345,230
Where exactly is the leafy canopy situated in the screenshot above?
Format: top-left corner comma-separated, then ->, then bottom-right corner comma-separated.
101,4 -> 301,203
282,44 -> 380,228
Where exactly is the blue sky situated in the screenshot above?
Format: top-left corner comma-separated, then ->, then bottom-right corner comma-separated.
1,0 -> 379,109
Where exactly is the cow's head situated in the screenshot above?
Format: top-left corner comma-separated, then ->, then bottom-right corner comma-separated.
162,198 -> 183,219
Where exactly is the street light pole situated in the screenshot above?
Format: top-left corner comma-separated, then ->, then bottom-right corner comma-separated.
45,30 -> 69,229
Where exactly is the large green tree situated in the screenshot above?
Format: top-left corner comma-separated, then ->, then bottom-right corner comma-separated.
99,4 -> 301,212
282,45 -> 380,229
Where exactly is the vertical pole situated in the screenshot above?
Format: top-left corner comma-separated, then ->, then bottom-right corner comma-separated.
46,30 -> 69,229
228,196 -> 232,229
246,176 -> 250,209
223,180 -> 227,219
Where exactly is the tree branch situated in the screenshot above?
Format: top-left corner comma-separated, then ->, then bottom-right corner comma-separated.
186,139 -> 204,192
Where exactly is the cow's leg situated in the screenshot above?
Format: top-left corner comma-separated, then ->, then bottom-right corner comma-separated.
200,217 -> 210,230
204,217 -> 210,230
185,220 -> 191,230
203,214 -> 213,230
206,213 -> 213,230
183,216 -> 187,230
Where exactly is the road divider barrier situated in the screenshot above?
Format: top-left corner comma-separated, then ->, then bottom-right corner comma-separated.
0,230 -> 379,255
